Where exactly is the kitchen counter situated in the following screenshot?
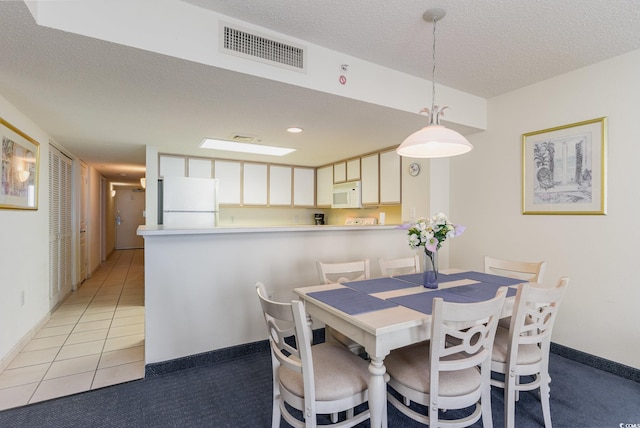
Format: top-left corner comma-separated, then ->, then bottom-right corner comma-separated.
137,224 -> 401,236
138,223 -> 413,365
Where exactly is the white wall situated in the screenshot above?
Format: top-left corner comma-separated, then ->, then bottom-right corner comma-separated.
142,226 -> 414,364
450,49 -> 640,369
0,94 -> 107,367
88,166 -> 103,273
0,95 -> 51,366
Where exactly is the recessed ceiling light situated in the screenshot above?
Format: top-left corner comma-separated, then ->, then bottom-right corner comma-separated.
287,127 -> 303,133
199,138 -> 295,156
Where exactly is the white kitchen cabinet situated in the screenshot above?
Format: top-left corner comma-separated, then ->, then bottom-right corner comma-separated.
243,163 -> 268,205
379,149 -> 401,204
214,160 -> 241,205
316,165 -> 333,207
188,158 -> 212,178
361,153 -> 379,205
293,167 -> 315,206
333,161 -> 346,183
269,165 -> 292,206
346,158 -> 361,181
159,155 -> 186,177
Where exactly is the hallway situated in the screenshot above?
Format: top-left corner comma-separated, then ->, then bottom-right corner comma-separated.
0,249 -> 144,411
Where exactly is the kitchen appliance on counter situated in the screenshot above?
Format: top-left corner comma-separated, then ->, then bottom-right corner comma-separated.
162,176 -> 219,228
331,181 -> 362,209
314,213 -> 325,225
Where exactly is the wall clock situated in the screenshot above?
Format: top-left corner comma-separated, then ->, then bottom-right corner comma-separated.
409,162 -> 420,177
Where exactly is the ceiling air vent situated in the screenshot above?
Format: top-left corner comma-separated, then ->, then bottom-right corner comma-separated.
220,23 -> 306,73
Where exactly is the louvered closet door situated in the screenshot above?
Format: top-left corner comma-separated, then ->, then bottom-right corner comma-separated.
49,145 -> 73,309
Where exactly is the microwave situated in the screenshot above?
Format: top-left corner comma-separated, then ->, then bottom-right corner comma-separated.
332,181 -> 362,209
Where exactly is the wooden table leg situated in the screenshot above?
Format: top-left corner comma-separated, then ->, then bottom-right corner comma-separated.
368,356 -> 387,428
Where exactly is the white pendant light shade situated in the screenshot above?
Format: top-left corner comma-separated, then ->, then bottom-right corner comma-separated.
397,124 -> 473,158
397,8 -> 473,159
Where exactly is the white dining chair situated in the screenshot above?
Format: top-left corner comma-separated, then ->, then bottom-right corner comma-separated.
485,256 -> 547,329
255,283 -> 371,428
385,287 -> 508,428
316,259 -> 370,284
484,256 -> 546,283
378,255 -> 420,277
316,259 -> 371,354
490,278 -> 569,428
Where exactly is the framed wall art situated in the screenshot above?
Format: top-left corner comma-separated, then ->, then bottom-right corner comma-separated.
1,118 -> 40,210
522,117 -> 607,215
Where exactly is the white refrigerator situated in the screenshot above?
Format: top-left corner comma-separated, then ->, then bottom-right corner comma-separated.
162,176 -> 219,228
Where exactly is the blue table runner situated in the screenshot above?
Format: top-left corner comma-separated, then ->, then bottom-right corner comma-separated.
388,282 -> 517,315
307,288 -> 398,315
343,277 -> 419,294
393,272 -> 457,286
447,271 -> 525,286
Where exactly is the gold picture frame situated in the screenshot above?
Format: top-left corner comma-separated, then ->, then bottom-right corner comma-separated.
522,117 -> 607,215
1,118 -> 40,210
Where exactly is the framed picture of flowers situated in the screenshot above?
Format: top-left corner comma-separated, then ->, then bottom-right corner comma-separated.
522,117 -> 607,215
1,118 -> 40,210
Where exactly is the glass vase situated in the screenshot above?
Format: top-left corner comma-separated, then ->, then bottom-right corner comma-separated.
423,249 -> 439,289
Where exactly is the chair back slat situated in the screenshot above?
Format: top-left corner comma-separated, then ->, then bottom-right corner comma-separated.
430,288 -> 507,381
378,255 -> 420,277
256,283 -> 310,378
509,279 -> 569,348
484,256 -> 546,282
317,259 -> 370,284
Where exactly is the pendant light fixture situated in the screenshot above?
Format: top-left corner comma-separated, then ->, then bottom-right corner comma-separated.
396,8 -> 473,158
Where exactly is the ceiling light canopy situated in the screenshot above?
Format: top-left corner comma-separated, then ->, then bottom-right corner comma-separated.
286,127 -> 303,133
200,138 -> 295,156
396,8 -> 473,159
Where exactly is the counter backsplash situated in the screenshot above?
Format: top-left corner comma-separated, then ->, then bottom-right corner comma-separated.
217,206 -> 401,227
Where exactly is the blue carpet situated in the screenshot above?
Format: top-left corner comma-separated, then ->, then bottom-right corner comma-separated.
0,350 -> 638,427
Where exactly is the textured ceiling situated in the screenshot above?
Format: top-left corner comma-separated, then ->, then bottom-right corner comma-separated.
185,0 -> 640,98
1,0 -> 640,183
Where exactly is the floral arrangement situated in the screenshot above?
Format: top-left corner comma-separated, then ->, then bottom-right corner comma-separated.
406,213 -> 465,252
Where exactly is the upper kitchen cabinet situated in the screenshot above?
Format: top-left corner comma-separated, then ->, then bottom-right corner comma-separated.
346,158 -> 361,181
187,158 -> 212,178
243,163 -> 268,206
293,167 -> 315,207
379,149 -> 401,204
360,153 -> 379,205
159,155 -> 186,177
214,160 -> 241,205
316,165 -> 333,207
269,165 -> 292,206
333,161 -> 346,183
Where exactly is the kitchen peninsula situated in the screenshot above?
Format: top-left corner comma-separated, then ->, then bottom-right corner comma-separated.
138,223 -> 412,365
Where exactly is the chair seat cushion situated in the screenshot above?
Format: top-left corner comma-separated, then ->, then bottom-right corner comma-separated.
279,342 -> 369,401
385,343 -> 481,397
491,326 -> 542,365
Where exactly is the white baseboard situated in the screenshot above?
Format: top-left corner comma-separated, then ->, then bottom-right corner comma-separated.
0,312 -> 51,374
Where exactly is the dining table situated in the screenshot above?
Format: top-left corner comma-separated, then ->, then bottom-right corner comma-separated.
293,269 -> 525,428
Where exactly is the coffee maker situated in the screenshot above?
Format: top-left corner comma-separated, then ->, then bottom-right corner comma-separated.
314,213 -> 325,225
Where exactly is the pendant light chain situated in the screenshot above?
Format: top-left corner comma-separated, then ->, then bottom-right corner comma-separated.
396,8 -> 473,158
431,15 -> 437,115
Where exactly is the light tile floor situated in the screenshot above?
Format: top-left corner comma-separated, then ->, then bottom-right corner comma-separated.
0,249 -> 145,411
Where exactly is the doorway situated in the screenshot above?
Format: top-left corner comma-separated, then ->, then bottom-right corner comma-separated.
115,188 -> 145,249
